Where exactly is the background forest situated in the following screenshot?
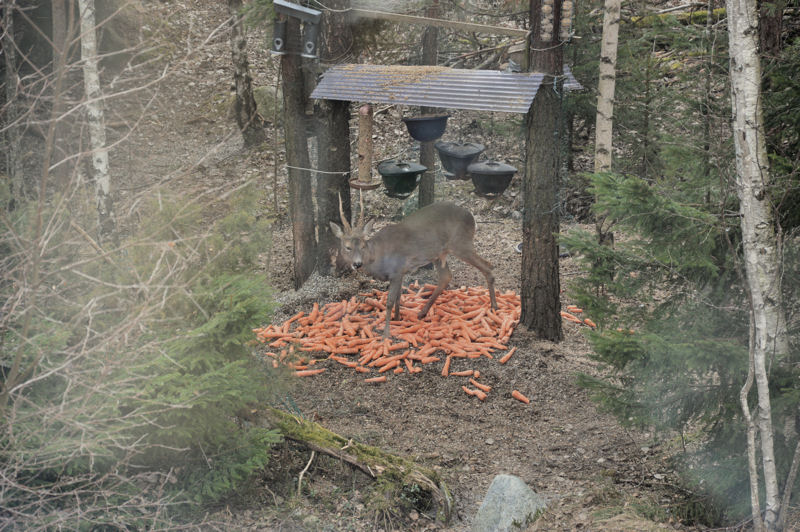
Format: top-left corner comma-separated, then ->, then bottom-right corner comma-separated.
1,0 -> 799,530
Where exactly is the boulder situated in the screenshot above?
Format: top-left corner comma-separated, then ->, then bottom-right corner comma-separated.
471,474 -> 547,532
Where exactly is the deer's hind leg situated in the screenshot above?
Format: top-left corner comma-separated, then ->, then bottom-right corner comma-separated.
452,248 -> 497,310
418,257 -> 451,319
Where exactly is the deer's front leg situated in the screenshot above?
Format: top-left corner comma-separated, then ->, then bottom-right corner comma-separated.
383,277 -> 403,338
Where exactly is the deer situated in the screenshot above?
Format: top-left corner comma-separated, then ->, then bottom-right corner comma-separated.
330,195 -> 497,338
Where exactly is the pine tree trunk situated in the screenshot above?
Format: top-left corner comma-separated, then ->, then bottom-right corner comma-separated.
79,0 -> 115,242
316,0 -> 352,274
726,0 -> 789,527
593,0 -> 620,173
228,0 -> 266,147
521,0 -> 563,342
282,17 -> 316,288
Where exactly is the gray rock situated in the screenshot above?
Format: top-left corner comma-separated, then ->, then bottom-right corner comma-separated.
471,474 -> 547,532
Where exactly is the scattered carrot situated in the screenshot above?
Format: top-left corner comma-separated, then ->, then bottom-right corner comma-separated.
511,390 -> 530,404
449,369 -> 474,377
473,370 -> 480,379
364,375 -> 387,383
560,311 -> 583,324
498,346 -> 517,365
462,386 -> 488,401
583,318 -> 597,328
469,378 -> 492,393
441,356 -> 452,377
294,368 -> 326,377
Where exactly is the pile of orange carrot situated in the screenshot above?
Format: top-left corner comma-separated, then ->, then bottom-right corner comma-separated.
253,282 -> 530,404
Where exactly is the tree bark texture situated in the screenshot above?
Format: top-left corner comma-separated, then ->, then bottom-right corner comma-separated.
3,1 -> 25,209
417,1 -> 439,209
228,0 -> 266,147
521,0 -> 563,341
281,17 -> 316,288
79,0 -> 115,241
726,0 -> 789,526
51,0 -> 74,189
315,0 -> 353,274
593,0 -> 620,173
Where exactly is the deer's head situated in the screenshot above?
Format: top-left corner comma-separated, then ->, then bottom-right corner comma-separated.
330,193 -> 374,270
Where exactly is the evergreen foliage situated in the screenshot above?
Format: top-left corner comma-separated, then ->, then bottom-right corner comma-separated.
1,187 -> 285,528
564,11 -> 800,524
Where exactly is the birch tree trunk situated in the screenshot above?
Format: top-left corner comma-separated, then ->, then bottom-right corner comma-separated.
228,0 -> 266,147
79,0 -> 115,241
593,0 -> 620,173
726,0 -> 789,527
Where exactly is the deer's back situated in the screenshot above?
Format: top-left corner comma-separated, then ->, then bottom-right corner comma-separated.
365,203 -> 476,277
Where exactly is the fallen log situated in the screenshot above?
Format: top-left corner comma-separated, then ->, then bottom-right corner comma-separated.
262,407 -> 453,523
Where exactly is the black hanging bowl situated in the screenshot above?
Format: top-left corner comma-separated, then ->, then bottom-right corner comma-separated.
377,159 -> 427,199
468,160 -> 517,197
434,141 -> 485,180
402,115 -> 449,142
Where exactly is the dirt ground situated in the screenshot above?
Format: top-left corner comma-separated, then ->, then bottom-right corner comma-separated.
114,2 -> 713,530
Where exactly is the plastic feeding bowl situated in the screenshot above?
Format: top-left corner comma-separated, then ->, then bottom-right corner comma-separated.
401,115 -> 449,142
434,141 -> 485,180
377,159 -> 427,199
467,160 -> 517,197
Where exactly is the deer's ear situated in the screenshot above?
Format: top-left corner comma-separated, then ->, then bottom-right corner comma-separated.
363,219 -> 375,234
330,222 -> 344,238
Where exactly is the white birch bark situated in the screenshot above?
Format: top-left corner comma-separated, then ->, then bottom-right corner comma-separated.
79,0 -> 115,239
593,0 -> 620,173
725,0 -> 789,527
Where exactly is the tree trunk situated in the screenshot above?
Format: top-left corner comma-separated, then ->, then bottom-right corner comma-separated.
51,0 -> 75,190
281,17 -> 316,288
726,0 -> 789,526
78,0 -> 115,242
521,0 -> 563,342
228,0 -> 266,147
593,0 -> 620,173
417,0 -> 439,209
3,1 -> 25,210
316,0 -> 352,274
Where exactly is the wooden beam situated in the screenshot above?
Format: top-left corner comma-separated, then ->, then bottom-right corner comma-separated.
349,8 -> 529,38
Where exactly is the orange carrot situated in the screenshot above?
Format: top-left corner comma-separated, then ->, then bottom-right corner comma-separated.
294,368 -> 326,377
462,385 -> 487,401
474,370 -> 480,379
378,359 -> 401,373
511,390 -> 530,404
583,318 -> 597,328
469,378 -> 492,393
355,366 -> 371,373
498,346 -> 517,365
393,366 -> 404,374
365,375 -> 387,383
560,311 -> 583,324
449,369 -> 474,377
441,355 -> 452,377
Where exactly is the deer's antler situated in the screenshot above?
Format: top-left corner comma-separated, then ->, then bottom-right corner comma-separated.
337,192 -> 352,232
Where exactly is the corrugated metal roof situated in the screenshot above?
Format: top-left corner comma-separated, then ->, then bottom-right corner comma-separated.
310,64 -> 582,114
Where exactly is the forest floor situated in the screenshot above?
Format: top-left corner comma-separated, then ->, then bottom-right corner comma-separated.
111,1 -> 725,530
